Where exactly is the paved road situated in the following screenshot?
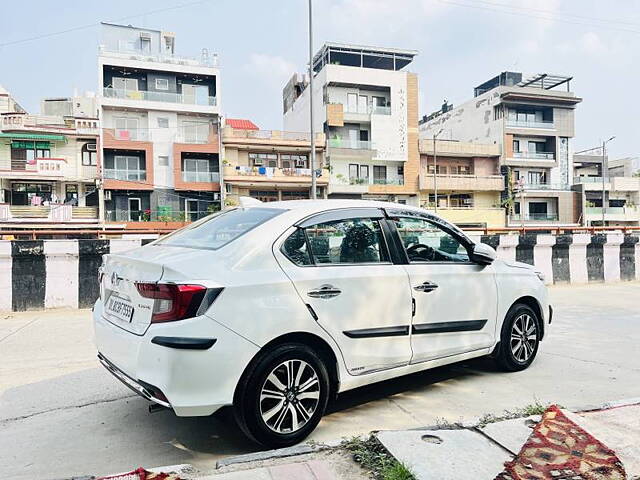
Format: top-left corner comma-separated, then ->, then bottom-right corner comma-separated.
1,283 -> 639,479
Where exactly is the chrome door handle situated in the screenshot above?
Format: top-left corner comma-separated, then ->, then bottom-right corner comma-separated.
307,285 -> 342,299
414,281 -> 438,293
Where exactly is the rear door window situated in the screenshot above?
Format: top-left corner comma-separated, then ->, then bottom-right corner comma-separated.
158,207 -> 284,250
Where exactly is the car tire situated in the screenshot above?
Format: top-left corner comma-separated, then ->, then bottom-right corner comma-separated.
495,303 -> 540,372
234,343 -> 330,448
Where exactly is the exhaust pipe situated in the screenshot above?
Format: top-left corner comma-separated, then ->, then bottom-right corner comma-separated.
149,403 -> 168,414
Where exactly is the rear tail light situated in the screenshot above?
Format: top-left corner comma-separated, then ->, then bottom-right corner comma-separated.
135,283 -> 223,323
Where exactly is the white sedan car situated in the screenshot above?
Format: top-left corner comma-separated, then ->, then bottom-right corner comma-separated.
94,199 -> 551,447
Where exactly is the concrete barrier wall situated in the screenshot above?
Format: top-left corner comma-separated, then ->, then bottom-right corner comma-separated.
0,234 -> 638,312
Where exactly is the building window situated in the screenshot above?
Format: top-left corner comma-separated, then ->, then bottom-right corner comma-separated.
82,143 -> 97,166
183,158 -> 214,182
360,165 -> 369,182
513,139 -> 520,153
182,84 -> 209,105
11,183 -> 53,205
373,166 -> 387,184
158,155 -> 169,166
181,120 -> 209,143
155,78 -> 169,90
348,164 -> 359,181
281,154 -> 308,169
249,153 -> 278,167
347,93 -> 358,113
112,77 -> 138,92
157,117 -> 169,128
250,190 -> 278,202
114,117 -> 139,140
105,155 -> 145,181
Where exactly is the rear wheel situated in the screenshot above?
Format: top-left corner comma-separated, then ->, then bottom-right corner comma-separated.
234,343 -> 330,447
495,304 -> 540,372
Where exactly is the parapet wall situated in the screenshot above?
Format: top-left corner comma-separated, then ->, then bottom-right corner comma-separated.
0,234 -> 638,312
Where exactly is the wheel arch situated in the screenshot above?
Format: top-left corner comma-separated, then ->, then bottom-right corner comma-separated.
234,331 -> 341,403
510,295 -> 545,340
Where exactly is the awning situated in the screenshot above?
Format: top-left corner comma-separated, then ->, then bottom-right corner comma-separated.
0,133 -> 66,141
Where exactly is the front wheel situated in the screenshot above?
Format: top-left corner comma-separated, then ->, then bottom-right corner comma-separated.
234,343 -> 330,448
495,304 -> 540,372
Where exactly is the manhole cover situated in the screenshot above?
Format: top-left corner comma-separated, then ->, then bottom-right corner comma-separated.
421,434 -> 443,444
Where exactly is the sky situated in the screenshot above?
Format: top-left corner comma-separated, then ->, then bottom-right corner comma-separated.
0,0 -> 638,158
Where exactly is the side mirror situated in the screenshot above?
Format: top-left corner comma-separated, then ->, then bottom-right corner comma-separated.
470,243 -> 497,265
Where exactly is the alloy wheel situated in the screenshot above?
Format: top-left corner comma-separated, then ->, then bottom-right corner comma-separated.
510,313 -> 538,363
259,359 -> 320,434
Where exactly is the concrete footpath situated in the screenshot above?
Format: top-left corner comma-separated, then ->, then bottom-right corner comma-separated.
98,400 -> 640,480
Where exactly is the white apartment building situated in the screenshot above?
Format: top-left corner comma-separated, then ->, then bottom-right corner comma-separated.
420,72 -> 583,226
98,22 -> 221,223
283,43 -> 420,204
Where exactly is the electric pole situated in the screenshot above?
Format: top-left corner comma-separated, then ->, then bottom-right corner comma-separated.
308,0 -> 317,199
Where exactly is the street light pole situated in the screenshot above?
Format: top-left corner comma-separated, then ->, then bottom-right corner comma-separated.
308,0 -> 317,200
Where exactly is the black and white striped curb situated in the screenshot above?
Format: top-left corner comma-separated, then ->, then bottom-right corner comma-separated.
0,234 -> 638,312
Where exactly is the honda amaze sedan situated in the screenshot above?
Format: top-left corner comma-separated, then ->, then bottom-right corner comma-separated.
94,199 -> 551,447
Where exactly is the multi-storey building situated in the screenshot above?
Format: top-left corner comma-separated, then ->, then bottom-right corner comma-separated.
0,90 -> 101,229
221,120 -> 327,204
573,151 -> 640,226
98,23 -> 221,223
418,139 -> 505,227
420,72 -> 583,226
283,43 -> 420,205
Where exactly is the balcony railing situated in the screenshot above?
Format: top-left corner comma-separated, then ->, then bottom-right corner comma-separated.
506,119 -> 555,129
98,45 -> 219,68
510,213 -> 560,221
513,152 -> 555,160
373,178 -> 404,186
182,171 -> 220,182
420,173 -> 504,191
106,209 -> 213,222
104,169 -> 147,181
103,87 -> 217,106
328,138 -> 372,149
585,207 -> 626,215
225,166 -> 318,178
521,183 -> 571,191
340,104 -> 391,116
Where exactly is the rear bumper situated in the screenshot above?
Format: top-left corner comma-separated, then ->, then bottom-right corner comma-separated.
93,299 -> 260,417
99,353 -> 171,408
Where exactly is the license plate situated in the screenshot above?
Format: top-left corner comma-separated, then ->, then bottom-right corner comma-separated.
106,295 -> 134,322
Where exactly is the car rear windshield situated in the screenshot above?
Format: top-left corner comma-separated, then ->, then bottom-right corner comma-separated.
157,207 -> 284,250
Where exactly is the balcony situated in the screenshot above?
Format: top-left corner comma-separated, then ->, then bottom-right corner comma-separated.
510,213 -> 560,222
102,87 -> 217,107
221,127 -> 325,147
182,171 -> 220,183
328,138 -> 372,149
105,209 -> 210,223
513,151 -> 555,160
104,169 -> 146,181
223,166 -> 329,185
506,119 -> 555,129
1,158 -> 66,179
373,178 -> 404,186
0,205 -> 98,223
419,173 -> 504,191
585,206 -> 640,222
574,176 -> 640,191
521,183 -> 571,191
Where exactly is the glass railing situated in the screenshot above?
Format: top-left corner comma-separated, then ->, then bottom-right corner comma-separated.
103,87 -> 217,106
510,213 -> 560,221
341,105 -> 391,116
182,171 -> 220,182
328,138 -> 372,149
573,176 -> 607,183
373,178 -> 404,185
513,152 -> 555,160
585,207 -> 627,215
104,169 -> 146,181
522,183 -> 571,191
506,119 -> 555,129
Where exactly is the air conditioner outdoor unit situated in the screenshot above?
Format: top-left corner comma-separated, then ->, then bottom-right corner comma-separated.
253,159 -> 264,166
295,159 -> 306,167
87,143 -> 97,151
